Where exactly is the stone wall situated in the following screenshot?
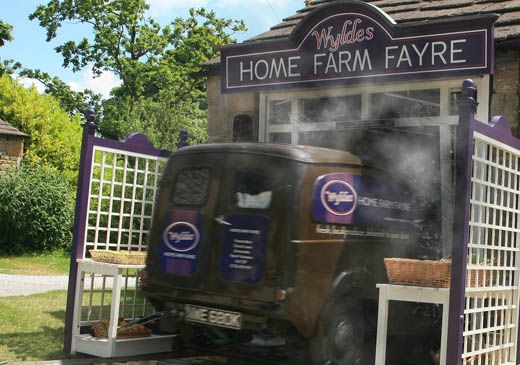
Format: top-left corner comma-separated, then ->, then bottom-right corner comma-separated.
491,49 -> 520,136
0,136 -> 23,174
206,75 -> 256,143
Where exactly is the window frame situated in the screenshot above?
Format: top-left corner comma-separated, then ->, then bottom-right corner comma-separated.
230,167 -> 275,211
171,167 -> 212,208
259,76 -> 490,145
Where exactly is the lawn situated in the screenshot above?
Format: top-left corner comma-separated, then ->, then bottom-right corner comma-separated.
0,250 -> 70,275
0,290 -> 81,362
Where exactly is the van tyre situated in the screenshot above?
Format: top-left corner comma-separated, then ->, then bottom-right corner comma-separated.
310,298 -> 366,365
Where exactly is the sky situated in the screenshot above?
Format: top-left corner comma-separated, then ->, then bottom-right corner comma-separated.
0,0 -> 303,98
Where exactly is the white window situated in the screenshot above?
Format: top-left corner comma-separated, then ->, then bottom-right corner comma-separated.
259,77 -> 490,146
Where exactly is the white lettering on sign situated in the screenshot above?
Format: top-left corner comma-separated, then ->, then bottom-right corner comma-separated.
325,190 -> 355,206
451,39 -> 467,63
385,41 -> 466,69
167,231 -> 195,243
315,50 -> 372,75
238,39 -> 468,84
357,196 -> 411,211
315,224 -> 410,240
240,57 -> 301,82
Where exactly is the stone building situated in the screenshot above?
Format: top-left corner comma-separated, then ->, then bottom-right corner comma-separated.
0,119 -> 27,173
205,0 -> 520,142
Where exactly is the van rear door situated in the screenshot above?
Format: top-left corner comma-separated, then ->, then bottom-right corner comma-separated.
208,153 -> 288,303
156,153 -> 289,305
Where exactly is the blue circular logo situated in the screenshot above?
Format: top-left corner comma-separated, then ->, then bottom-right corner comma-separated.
163,222 -> 200,252
320,180 -> 357,216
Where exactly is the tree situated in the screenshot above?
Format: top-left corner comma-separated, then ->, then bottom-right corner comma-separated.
0,20 -> 20,76
0,74 -> 82,183
18,68 -> 102,117
30,1 -> 245,147
30,1 -> 245,104
101,96 -> 207,148
0,20 -> 13,47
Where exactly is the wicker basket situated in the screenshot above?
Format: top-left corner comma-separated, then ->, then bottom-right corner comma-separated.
89,250 -> 147,265
384,258 -> 452,288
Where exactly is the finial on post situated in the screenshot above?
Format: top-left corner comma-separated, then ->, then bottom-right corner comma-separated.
459,79 -> 478,118
176,130 -> 189,149
84,108 -> 97,136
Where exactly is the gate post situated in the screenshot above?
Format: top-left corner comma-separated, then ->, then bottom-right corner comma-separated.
63,109 -> 97,353
446,79 -> 478,365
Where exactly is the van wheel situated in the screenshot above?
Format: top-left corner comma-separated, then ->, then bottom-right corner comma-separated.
310,298 -> 366,365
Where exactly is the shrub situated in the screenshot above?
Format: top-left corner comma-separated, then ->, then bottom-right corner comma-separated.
0,74 -> 82,184
0,165 -> 75,254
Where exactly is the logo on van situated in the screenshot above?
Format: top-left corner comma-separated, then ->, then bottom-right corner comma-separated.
320,180 -> 358,216
163,222 -> 200,252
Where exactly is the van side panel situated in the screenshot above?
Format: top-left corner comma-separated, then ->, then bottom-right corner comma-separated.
289,165 -> 363,337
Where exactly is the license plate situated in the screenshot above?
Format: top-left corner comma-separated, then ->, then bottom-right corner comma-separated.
184,304 -> 242,330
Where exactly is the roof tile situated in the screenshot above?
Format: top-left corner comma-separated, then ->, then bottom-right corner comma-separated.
245,0 -> 520,43
0,120 -> 27,137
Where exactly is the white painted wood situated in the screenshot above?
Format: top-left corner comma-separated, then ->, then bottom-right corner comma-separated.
375,284 -> 450,365
70,270 -> 86,354
461,133 -> 520,364
72,260 -> 170,357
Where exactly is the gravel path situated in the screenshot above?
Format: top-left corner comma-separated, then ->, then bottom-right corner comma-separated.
0,273 -> 70,297
0,274 -> 136,297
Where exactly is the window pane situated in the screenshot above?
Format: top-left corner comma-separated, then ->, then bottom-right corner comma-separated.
269,100 -> 291,125
172,168 -> 210,206
450,89 -> 461,116
269,132 -> 292,144
299,95 -> 361,123
233,169 -> 273,210
370,89 -> 440,119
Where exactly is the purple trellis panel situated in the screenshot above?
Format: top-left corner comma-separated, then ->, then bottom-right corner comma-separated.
447,80 -> 520,364
63,124 -> 170,353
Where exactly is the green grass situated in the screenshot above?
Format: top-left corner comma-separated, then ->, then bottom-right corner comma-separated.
0,250 -> 70,275
0,290 -> 82,362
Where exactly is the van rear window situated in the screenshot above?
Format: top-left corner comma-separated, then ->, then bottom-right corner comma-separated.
233,169 -> 273,210
172,168 -> 210,206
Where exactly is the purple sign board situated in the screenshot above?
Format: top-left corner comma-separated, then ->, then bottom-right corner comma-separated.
312,172 -> 414,231
160,209 -> 203,276
219,214 -> 269,285
221,2 -> 496,93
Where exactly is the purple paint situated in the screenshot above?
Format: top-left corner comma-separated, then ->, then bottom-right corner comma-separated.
312,173 -> 358,224
159,209 -> 203,276
219,215 -> 269,285
63,124 -> 171,353
221,2 -> 496,93
447,79 -> 520,365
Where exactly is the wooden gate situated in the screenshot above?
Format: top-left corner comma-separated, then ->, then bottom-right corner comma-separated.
448,80 -> 520,365
63,112 -> 170,354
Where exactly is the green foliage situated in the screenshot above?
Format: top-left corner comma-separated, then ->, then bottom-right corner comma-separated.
0,20 -> 13,47
101,97 -> 207,149
30,0 -> 245,103
0,165 -> 75,254
30,1 -> 245,143
19,68 -> 102,117
0,20 -> 20,76
0,74 -> 82,183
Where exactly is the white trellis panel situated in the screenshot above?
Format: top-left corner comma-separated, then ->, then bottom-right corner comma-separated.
463,132 -> 520,365
83,146 -> 168,256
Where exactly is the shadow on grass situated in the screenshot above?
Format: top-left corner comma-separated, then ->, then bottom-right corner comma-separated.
49,309 -> 66,321
0,326 -> 88,361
